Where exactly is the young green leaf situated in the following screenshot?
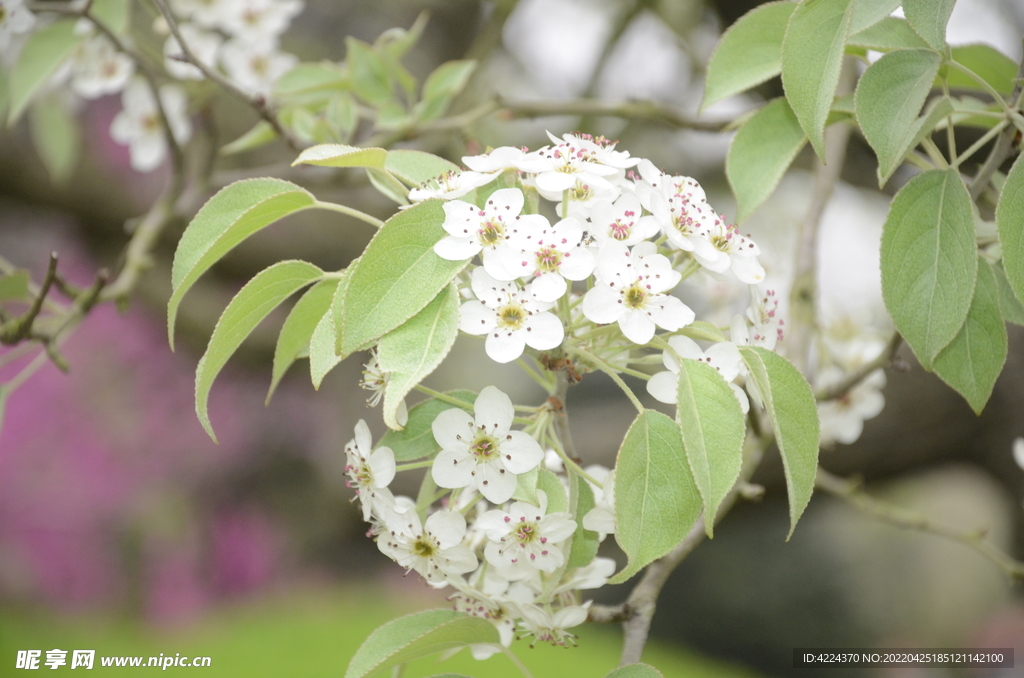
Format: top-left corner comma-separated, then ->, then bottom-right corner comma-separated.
378,390 -> 477,461
325,93 -> 358,143
384,150 -> 461,188
933,260 -> 1007,414
8,20 -> 82,124
91,0 -> 130,34
337,200 -> 468,359
416,60 -> 477,122
700,1 -> 795,111
848,0 -> 902,35
29,97 -> 80,184
220,121 -> 277,155
311,276 -> 350,389
847,17 -> 930,51
271,62 -> 348,108
902,0 -> 955,50
855,49 -> 943,182
681,321 -> 727,343
996,153 -> 1024,307
781,0 -> 855,160
345,610 -> 499,678
196,261 -> 323,442
168,178 -> 317,348
945,45 -> 1018,95
875,96 -> 954,186
726,97 -> 806,222
345,37 -> 396,107
881,169 -> 977,368
512,467 -> 540,505
538,469 -> 569,514
605,664 -> 665,678
378,285 -> 460,430
738,347 -> 819,539
367,167 -> 412,205
675,358 -> 746,538
566,474 -> 599,570
609,410 -> 702,584
291,144 -> 388,169
268,277 -> 340,403
992,262 -> 1024,326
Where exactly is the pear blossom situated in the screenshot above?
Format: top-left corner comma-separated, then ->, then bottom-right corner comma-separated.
582,241 -> 694,344
477,491 -> 577,573
691,213 -> 766,284
409,170 -> 496,202
817,367 -> 886,445
449,591 -> 517,659
515,133 -> 625,195
359,350 -> 407,427
431,386 -> 544,503
514,602 -> 590,647
553,556 -> 617,594
499,216 -> 595,302
110,79 -> 192,172
647,335 -> 750,413
219,0 -> 303,42
458,269 -> 563,364
582,468 -> 616,537
169,0 -> 237,30
0,0 -> 34,52
164,23 -> 222,80
378,508 -> 478,586
434,188 -> 545,280
343,420 -> 396,522
462,146 -> 526,173
587,193 -> 660,248
69,36 -> 135,98
554,177 -> 622,220
220,38 -> 297,95
731,286 -> 784,350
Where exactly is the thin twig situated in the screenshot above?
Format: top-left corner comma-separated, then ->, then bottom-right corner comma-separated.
0,253 -> 57,344
497,96 -> 729,132
968,40 -> 1024,202
815,467 -> 1024,581
814,332 -> 902,402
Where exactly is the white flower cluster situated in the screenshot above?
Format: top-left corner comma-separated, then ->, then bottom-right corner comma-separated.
419,132 -> 771,365
346,387 -> 616,653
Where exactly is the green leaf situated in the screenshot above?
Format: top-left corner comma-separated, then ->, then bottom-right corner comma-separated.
310,276 -> 348,389
272,61 -> 348,108
538,469 -> 568,514
997,144 -> 1024,308
726,97 -> 807,222
325,93 -> 358,143
384,150 -> 461,188
945,45 -> 1018,95
881,168 -> 977,368
675,359 -> 746,538
701,1 -> 795,111
29,97 -> 79,184
268,277 -> 340,403
781,0 -> 855,160
366,167 -> 411,205
847,17 -> 930,51
220,121 -> 277,155
566,474 -> 599,570
855,49 -> 943,182
738,347 -> 819,539
8,19 -> 83,124
0,270 -> 30,302
168,178 -> 317,349
379,390 -> 477,462
848,0 -> 902,35
337,200 -> 468,359
681,321 -> 727,343
346,37 -> 395,107
378,285 -> 460,430
196,261 -> 323,442
902,0 -> 955,50
345,610 -> 499,678
91,0 -> 130,34
605,664 -> 665,678
933,260 -> 1007,413
291,144 -> 388,169
609,410 -> 702,584
993,262 -> 1024,325
376,11 -> 428,60
512,467 -> 540,505
416,60 -> 477,121
875,96 -> 954,186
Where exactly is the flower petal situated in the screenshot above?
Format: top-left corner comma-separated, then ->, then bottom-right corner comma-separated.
500,431 -> 544,474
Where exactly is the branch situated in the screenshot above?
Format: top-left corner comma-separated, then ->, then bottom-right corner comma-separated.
151,0 -> 300,151
968,39 -> 1024,202
814,332 -> 903,402
497,96 -> 729,132
815,467 -> 1024,581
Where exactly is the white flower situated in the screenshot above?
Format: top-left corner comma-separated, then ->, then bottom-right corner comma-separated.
692,213 -> 766,284
0,0 -> 34,52
582,241 -> 694,345
817,367 -> 886,446
462,146 -> 525,173
434,188 -> 544,280
449,591 -> 516,659
731,286 -> 784,351
430,385 -> 544,503
582,468 -> 616,537
169,0 -> 237,30
553,556 -> 616,593
343,420 -> 397,522
515,132 -> 625,195
647,174 -> 719,262
378,509 -> 478,586
458,269 -> 564,364
514,602 -> 590,647
1013,438 -> 1024,471
360,350 -> 408,426
647,335 -> 749,413
109,78 -> 192,172
587,193 -> 660,248
70,36 -> 134,98
554,177 -> 621,221
219,0 -> 302,42
164,23 -> 222,80
409,170 -> 496,202
220,38 -> 297,95
477,491 -> 577,573
499,216 -> 595,302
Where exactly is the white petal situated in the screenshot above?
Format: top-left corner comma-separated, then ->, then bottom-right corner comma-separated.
730,253 -> 766,284
432,407 -> 473,450
647,296 -> 695,332
369,447 -> 396,488
474,385 -> 515,434
1013,438 -> 1024,471
618,309 -> 655,344
484,188 -> 525,218
583,507 -> 617,534
582,286 -> 622,324
458,301 -> 494,335
523,312 -> 564,350
485,330 -> 527,363
539,513 -> 577,543
529,272 -> 567,302
730,383 -> 750,414
439,545 -> 478,574
500,431 -> 544,474
435,236 -> 480,261
646,371 -> 678,404
534,171 -> 577,193
432,448 -> 475,488
425,510 -> 467,549
476,461 -> 518,503
558,247 -> 595,280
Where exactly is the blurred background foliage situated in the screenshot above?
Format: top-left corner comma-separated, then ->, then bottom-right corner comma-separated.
2,0 -> 1024,676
